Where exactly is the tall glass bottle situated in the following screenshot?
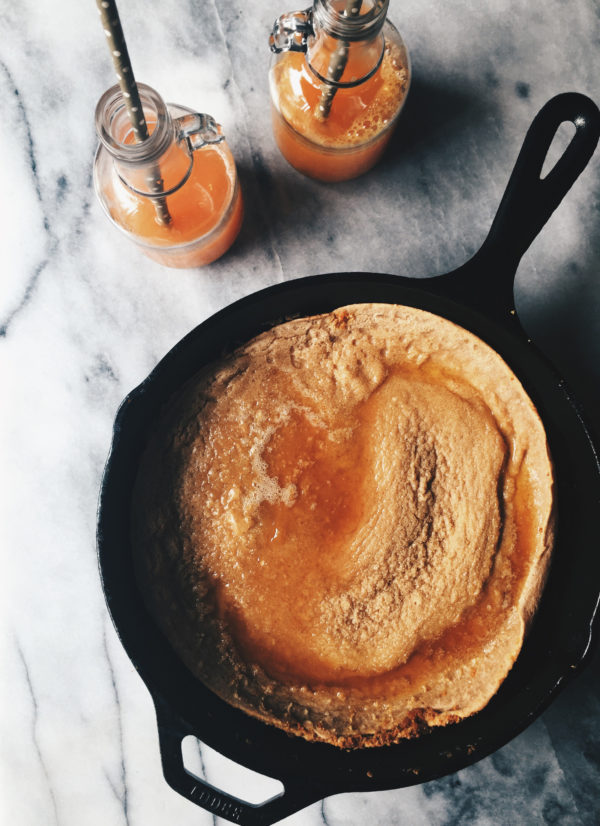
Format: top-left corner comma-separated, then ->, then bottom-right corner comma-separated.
94,83 -> 243,268
269,0 -> 410,182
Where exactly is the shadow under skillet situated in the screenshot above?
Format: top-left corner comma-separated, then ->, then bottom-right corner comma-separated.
516,247 -> 600,426
541,642 -> 600,823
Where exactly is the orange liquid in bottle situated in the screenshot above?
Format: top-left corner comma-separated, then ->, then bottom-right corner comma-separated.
270,41 -> 409,181
108,142 -> 243,268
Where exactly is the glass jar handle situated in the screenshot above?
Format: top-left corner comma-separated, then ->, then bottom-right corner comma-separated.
269,8 -> 313,53
174,113 -> 224,151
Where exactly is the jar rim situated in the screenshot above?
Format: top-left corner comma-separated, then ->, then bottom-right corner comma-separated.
313,0 -> 389,41
95,83 -> 172,165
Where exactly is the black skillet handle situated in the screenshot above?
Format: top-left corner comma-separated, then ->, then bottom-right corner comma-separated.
484,92 -> 599,266
453,93 -> 600,317
155,703 -> 324,826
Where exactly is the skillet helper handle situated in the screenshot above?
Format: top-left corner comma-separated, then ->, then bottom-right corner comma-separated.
156,707 -> 324,826
482,92 -> 600,270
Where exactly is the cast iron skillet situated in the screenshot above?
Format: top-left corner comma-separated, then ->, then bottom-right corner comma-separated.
98,92 -> 600,825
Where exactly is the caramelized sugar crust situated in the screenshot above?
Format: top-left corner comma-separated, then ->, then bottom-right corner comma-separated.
132,304 -> 555,746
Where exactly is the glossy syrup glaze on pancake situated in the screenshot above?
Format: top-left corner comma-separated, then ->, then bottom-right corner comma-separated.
131,304 -> 555,747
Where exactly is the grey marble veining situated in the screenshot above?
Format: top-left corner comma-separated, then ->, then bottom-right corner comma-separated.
1,0 -> 599,824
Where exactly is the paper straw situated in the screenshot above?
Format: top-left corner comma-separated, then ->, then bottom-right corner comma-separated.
315,0 -> 360,121
96,0 -> 171,225
315,0 -> 387,121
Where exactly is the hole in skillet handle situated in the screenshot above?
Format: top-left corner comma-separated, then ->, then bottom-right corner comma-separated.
429,92 -> 600,326
181,736 -> 284,805
155,700 -> 326,826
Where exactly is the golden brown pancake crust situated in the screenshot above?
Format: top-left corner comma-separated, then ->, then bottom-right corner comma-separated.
132,304 -> 555,747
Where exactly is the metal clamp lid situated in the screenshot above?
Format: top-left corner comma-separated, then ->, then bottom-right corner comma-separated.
269,8 -> 314,53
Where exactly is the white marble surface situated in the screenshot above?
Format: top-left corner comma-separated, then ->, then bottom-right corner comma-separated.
1,0 -> 599,824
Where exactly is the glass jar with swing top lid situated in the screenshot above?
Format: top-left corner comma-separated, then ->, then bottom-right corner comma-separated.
269,0 -> 411,182
94,83 -> 243,268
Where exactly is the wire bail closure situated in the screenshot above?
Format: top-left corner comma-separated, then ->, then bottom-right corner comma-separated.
116,113 -> 224,198
175,113 -> 225,151
270,8 -> 314,53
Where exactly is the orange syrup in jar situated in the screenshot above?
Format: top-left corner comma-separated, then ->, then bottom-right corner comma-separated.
269,1 -> 410,181
112,140 -> 243,268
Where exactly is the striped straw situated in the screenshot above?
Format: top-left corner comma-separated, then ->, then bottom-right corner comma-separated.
96,0 -> 171,225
